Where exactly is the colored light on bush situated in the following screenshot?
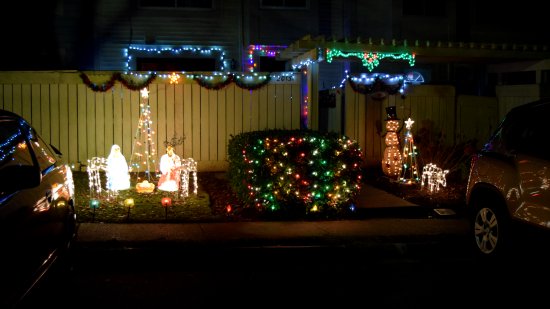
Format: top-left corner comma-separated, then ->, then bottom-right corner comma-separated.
89,199 -> 100,209
226,205 -> 232,213
161,197 -> 172,207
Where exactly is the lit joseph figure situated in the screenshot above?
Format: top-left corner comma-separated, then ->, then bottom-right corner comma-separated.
382,106 -> 403,178
399,117 -> 420,184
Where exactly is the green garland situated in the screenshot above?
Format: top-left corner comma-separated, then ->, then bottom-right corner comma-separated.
347,76 -> 403,96
193,73 -> 271,90
81,72 -> 273,92
233,74 -> 271,90
192,74 -> 235,90
80,72 -> 156,92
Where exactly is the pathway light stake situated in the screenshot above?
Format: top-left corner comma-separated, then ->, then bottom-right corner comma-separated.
161,197 -> 172,219
124,198 -> 135,221
89,199 -> 100,222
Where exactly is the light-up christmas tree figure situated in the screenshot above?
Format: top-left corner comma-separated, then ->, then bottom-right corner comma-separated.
381,106 -> 402,178
399,117 -> 420,184
129,87 -> 158,187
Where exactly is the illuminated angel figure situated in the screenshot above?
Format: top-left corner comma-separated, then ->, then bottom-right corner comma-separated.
106,144 -> 131,191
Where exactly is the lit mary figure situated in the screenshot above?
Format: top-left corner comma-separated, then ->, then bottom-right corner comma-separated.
106,144 -> 131,191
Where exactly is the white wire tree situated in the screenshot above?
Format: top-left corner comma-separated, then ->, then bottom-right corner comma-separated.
399,117 -> 420,184
129,87 -> 158,188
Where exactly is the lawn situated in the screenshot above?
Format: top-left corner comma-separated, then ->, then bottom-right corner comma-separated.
72,171 -> 230,223
72,168 -> 468,224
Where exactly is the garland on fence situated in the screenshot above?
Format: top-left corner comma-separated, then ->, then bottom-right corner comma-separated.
81,72 -> 272,92
118,73 -> 157,91
233,74 -> 271,90
80,72 -> 156,92
193,73 -> 271,90
192,74 -> 235,90
347,76 -> 403,96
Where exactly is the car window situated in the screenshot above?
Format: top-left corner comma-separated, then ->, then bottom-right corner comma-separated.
487,103 -> 550,161
0,120 -> 35,197
28,127 -> 57,174
0,120 -> 34,168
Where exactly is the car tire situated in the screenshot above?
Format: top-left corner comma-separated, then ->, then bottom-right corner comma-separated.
470,193 -> 511,260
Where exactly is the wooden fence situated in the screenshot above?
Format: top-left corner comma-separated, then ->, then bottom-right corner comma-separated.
343,84 -> 458,167
1,72 -> 541,172
0,71 -> 302,172
343,83 -> 542,168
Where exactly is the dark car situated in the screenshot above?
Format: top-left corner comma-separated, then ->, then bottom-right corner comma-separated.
466,99 -> 550,259
0,110 -> 77,308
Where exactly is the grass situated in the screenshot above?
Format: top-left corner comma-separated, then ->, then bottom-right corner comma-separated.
72,171 -> 227,223
72,167 -> 468,224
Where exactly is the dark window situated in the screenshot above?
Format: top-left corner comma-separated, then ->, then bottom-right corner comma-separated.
501,71 -> 536,85
403,0 -> 446,17
140,0 -> 212,9
258,56 -> 287,72
0,120 -> 35,196
29,131 -> 57,173
136,57 -> 217,71
176,0 -> 213,8
541,70 -> 550,85
140,0 -> 174,7
503,106 -> 549,159
0,120 -> 32,168
261,0 -> 308,9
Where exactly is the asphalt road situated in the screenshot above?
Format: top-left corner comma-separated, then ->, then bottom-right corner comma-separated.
17,231 -> 549,309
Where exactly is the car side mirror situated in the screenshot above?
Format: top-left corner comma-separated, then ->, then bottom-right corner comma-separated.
0,165 -> 41,194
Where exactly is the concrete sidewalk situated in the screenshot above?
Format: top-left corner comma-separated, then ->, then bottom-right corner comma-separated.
355,183 -> 417,209
74,184 -> 468,248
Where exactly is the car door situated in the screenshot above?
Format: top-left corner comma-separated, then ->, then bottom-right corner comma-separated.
505,104 -> 550,227
0,117 -> 73,306
0,118 -> 46,303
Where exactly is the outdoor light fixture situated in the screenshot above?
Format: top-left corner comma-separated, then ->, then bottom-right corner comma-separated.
161,197 -> 172,207
124,198 -> 135,208
161,197 -> 173,220
89,199 -> 100,209
124,198 -> 135,221
89,198 -> 100,222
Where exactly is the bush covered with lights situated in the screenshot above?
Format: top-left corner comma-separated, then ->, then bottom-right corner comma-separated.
227,130 -> 364,217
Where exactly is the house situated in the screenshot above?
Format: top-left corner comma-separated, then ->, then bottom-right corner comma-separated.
0,0 -> 548,171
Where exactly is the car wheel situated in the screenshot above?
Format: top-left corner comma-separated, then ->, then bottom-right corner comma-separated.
471,194 -> 510,259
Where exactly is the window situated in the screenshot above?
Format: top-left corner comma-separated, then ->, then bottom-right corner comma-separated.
136,57 -> 217,71
258,56 -> 287,72
29,132 -> 57,174
502,107 -> 548,159
261,0 -> 308,9
403,0 -> 446,17
541,70 -> 550,85
139,0 -> 212,9
501,71 -> 536,85
0,120 -> 33,168
0,120 -> 34,197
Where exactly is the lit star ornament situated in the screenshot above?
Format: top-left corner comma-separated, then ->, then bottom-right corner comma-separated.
169,72 -> 180,84
405,117 -> 415,130
140,87 -> 149,99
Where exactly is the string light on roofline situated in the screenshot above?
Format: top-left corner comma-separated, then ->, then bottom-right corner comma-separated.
247,45 -> 287,72
124,45 -> 227,72
326,49 -> 415,72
